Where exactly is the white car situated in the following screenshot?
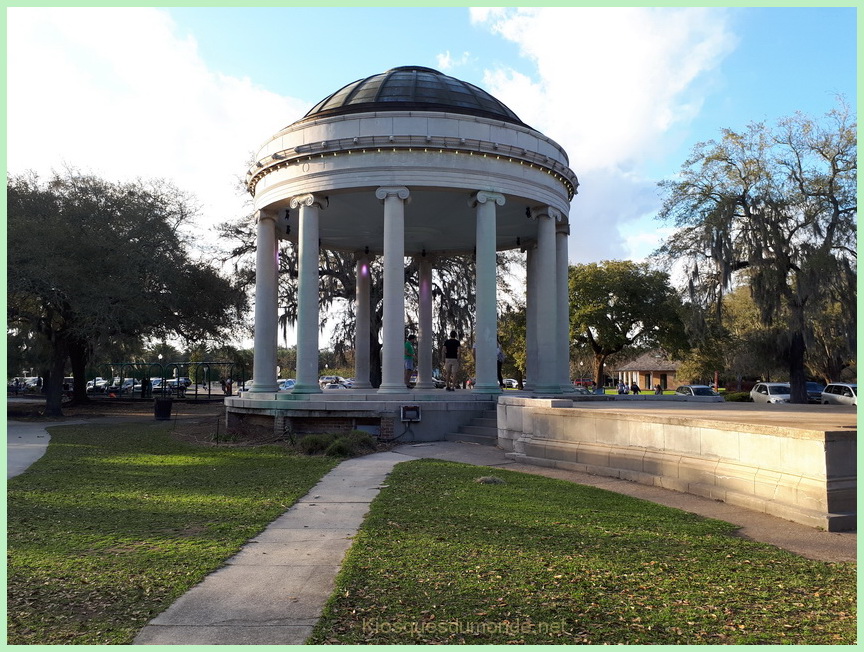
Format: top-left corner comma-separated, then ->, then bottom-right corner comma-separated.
750,382 -> 791,404
821,383 -> 857,406
675,385 -> 720,397
277,378 -> 296,391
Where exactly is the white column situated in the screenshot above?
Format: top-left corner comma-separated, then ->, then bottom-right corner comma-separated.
376,186 -> 410,393
353,252 -> 373,389
249,209 -> 279,394
531,206 -> 562,394
525,244 -> 538,392
416,255 -> 435,389
556,223 -> 574,393
471,191 -> 505,394
291,194 -> 327,394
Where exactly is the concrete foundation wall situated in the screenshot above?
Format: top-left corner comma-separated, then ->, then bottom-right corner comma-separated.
498,397 -> 856,531
226,394 -> 495,444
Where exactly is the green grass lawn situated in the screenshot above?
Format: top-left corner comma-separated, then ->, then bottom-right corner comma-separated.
309,459 -> 856,645
6,422 -> 339,644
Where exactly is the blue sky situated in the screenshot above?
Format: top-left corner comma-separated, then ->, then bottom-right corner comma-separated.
6,6 -> 857,265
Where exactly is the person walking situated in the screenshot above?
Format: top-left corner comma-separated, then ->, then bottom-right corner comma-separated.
630,381 -> 641,395
496,339 -> 506,389
404,334 -> 417,388
441,331 -> 461,391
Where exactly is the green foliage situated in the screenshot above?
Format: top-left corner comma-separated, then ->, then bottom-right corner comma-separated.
310,459 -> 856,645
657,100 -> 856,401
6,423 -> 337,644
297,433 -> 339,455
723,392 -> 752,402
297,430 -> 376,457
568,260 -> 688,386
7,170 -> 248,413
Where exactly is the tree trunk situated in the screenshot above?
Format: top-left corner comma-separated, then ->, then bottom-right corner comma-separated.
593,353 -> 609,388
43,341 -> 68,417
68,338 -> 90,405
788,330 -> 808,404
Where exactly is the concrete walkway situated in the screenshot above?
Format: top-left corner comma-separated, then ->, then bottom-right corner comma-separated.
7,419 -> 85,478
134,452 -> 407,645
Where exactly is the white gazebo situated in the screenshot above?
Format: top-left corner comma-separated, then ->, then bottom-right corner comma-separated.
225,66 -> 578,439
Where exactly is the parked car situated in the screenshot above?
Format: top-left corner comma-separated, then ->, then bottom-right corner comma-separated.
106,378 -> 141,394
821,383 -> 857,406
503,378 -> 519,389
166,377 -> 193,388
278,378 -> 296,391
324,382 -> 348,390
806,381 -> 826,403
675,385 -> 720,397
319,375 -> 338,388
750,382 -> 791,404
150,377 -> 172,395
86,377 -> 108,393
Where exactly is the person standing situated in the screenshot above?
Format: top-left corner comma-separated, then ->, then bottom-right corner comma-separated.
441,331 -> 461,391
496,339 -> 505,389
404,334 -> 417,388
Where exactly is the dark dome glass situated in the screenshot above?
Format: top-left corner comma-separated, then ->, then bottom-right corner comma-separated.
302,66 -> 526,126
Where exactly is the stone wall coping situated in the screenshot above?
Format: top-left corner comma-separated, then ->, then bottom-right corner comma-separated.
498,398 -> 856,442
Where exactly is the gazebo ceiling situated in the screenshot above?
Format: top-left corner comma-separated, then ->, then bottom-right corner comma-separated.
300,65 -> 528,128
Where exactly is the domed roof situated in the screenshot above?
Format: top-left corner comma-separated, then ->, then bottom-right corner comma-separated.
302,65 -> 526,126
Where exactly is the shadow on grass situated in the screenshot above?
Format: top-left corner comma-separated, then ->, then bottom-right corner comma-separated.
7,422 -> 339,645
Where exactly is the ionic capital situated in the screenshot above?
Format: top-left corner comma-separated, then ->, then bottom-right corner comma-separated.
375,186 -> 411,202
528,205 -> 562,222
290,193 -> 328,210
469,191 -> 506,208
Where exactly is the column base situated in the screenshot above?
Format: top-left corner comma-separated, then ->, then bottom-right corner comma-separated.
532,384 -> 563,395
245,382 -> 278,394
472,383 -> 502,395
378,383 -> 412,394
291,383 -> 322,395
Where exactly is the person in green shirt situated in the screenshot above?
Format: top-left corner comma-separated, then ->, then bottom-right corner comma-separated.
404,334 -> 416,388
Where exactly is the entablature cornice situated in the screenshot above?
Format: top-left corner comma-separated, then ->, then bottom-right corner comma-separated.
247,132 -> 579,201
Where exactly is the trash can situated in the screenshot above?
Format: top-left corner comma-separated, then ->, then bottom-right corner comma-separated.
154,397 -> 173,421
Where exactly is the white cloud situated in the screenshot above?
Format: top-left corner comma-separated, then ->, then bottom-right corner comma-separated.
7,7 -> 310,235
471,7 -> 736,264
436,50 -> 472,71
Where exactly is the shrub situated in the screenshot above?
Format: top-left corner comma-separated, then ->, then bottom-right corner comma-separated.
723,391 -> 752,402
297,432 -> 338,455
344,430 -> 376,452
324,439 -> 356,458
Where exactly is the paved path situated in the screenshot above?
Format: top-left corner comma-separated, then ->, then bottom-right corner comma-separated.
7,419 -> 85,478
134,452 -> 407,645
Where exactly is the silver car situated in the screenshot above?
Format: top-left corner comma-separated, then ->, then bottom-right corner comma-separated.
750,382 -> 791,404
675,385 -> 719,397
821,383 -> 857,406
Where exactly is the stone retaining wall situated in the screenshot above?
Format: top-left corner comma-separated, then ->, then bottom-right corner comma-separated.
498,397 -> 856,531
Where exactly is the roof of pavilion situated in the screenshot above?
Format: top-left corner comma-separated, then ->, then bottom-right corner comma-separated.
300,65 -> 528,127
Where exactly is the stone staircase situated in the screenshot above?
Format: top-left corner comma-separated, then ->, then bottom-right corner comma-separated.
444,409 -> 498,446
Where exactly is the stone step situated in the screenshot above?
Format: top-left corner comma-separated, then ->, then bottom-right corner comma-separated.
444,409 -> 499,445
444,431 -> 497,445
